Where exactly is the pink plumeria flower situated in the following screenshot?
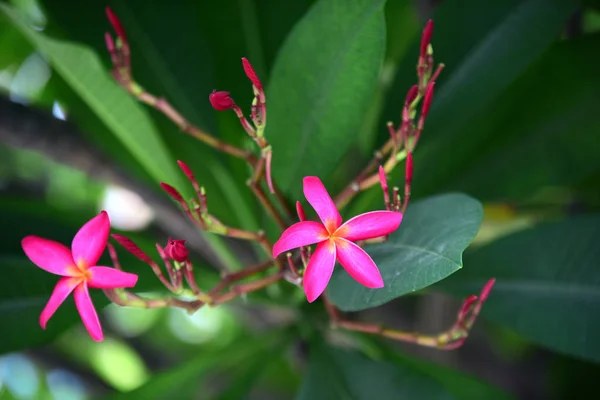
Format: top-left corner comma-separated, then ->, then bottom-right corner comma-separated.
273,177 -> 403,302
21,211 -> 138,342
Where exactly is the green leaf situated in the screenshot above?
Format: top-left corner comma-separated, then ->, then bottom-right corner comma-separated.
415,0 -> 577,195
446,33 -> 600,201
375,0 -> 577,199
296,342 -> 455,400
393,353 -> 516,400
268,0 -> 387,193
0,4 -> 187,194
442,214 -> 600,363
328,193 -> 483,311
355,335 -> 516,400
105,330 -> 291,400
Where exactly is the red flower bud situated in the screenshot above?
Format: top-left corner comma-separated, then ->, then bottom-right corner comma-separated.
405,152 -> 413,183
164,238 -> 189,262
209,90 -> 235,111
111,234 -> 154,264
405,84 -> 418,106
296,201 -> 306,222
480,278 -> 496,302
420,19 -> 434,59
160,182 -> 185,203
378,165 -> 388,193
104,32 -> 115,53
242,57 -> 262,90
105,7 -> 126,41
421,81 -> 435,119
177,160 -> 196,183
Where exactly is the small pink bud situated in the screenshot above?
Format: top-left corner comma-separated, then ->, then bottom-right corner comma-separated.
105,7 -> 126,40
405,84 -> 418,106
209,90 -> 235,111
164,238 -> 189,262
421,81 -> 435,119
104,32 -> 115,53
177,160 -> 196,183
420,19 -> 434,59
111,234 -> 154,264
296,201 -> 306,222
405,152 -> 413,183
160,182 -> 185,203
241,57 -> 262,90
480,278 -> 496,302
378,165 -> 388,193
458,294 -> 478,319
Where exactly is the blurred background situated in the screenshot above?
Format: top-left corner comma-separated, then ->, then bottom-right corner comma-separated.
1,0 -> 600,399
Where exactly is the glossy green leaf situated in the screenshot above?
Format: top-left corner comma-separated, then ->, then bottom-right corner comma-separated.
328,193 -> 483,311
442,214 -> 600,363
0,4 -> 187,194
296,342 -> 454,400
268,0 -> 387,193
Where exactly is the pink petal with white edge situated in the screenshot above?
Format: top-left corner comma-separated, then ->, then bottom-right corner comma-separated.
335,238 -> 384,288
40,277 -> 79,329
71,211 -> 110,267
303,240 -> 337,303
337,211 -> 402,242
272,221 -> 329,258
74,283 -> 103,342
87,267 -> 138,289
303,177 -> 342,233
22,236 -> 75,276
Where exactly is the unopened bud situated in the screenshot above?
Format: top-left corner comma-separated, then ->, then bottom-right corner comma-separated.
209,90 -> 235,111
378,165 -> 388,193
241,57 -> 262,90
421,81 -> 435,119
405,152 -> 413,183
164,238 -> 189,262
480,278 -> 496,302
160,182 -> 185,203
111,234 -> 154,264
420,19 -> 434,59
104,33 -> 115,53
296,201 -> 306,222
405,84 -> 418,106
105,7 -> 127,40
458,295 -> 478,320
177,160 -> 196,184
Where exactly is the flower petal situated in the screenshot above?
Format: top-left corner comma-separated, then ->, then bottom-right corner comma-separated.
72,211 -> 110,267
74,283 -> 103,342
303,176 -> 342,232
40,277 -> 79,329
272,221 -> 328,258
335,238 -> 384,288
87,267 -> 138,289
303,240 -> 337,303
22,236 -> 75,276
336,211 -> 402,241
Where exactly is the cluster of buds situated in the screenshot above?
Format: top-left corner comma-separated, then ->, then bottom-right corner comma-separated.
438,278 -> 496,349
95,11 -> 496,351
209,59 -> 274,193
388,20 -> 442,156
105,8 -> 133,91
110,234 -> 201,297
